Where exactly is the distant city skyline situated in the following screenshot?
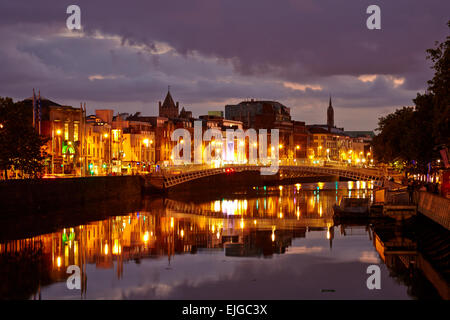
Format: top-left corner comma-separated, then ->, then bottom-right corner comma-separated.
0,0 -> 449,130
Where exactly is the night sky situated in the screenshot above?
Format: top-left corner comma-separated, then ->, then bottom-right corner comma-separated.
0,0 -> 448,130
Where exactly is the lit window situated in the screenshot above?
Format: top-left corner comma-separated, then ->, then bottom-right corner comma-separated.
74,123 -> 79,141
64,123 -> 69,140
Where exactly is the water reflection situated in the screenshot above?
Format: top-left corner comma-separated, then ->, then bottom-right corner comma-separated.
0,181 -> 447,300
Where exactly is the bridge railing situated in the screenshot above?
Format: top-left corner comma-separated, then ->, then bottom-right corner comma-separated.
157,161 -> 383,177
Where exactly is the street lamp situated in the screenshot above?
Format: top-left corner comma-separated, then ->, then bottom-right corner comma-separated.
52,128 -> 62,174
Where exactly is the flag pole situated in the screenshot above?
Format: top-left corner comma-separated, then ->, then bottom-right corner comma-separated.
32,88 -> 36,129
38,90 -> 41,135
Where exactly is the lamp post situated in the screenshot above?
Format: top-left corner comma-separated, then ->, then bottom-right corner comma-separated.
52,127 -> 62,174
104,132 -> 110,174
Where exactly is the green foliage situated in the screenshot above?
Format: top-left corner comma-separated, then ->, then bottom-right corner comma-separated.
0,97 -> 49,178
373,21 -> 450,174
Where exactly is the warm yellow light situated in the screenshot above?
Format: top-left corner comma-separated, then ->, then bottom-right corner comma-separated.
296,145 -> 300,150
239,141 -> 244,147
319,146 -> 322,150
143,231 -> 149,242
56,129 -> 62,135
180,139 -> 184,144
253,219 -> 257,225
279,185 -> 283,191
56,256 -> 62,268
271,232 -> 275,242
240,219 -> 244,229
104,133 -> 108,138
180,229 -> 184,238
170,217 -> 174,228
216,231 -> 220,239
296,183 -> 301,190
253,142 -> 257,147
279,144 -> 283,149
112,239 -> 121,255
143,138 -> 149,145
326,148 -> 330,153
104,243 -> 109,255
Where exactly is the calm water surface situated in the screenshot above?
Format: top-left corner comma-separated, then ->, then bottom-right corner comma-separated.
0,181 -> 447,299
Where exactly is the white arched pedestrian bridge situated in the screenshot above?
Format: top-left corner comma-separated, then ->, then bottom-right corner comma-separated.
146,164 -> 385,190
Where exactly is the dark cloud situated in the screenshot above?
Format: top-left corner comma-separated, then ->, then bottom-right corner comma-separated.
0,0 -> 448,130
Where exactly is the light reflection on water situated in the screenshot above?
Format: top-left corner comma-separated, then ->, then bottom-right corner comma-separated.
0,181 -> 445,300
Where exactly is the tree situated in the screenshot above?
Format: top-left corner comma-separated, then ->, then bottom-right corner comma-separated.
0,97 -> 49,179
423,20 -> 450,147
373,21 -> 449,174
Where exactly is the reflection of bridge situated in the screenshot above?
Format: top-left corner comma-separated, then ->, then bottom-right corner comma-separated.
146,164 -> 384,190
164,199 -> 334,229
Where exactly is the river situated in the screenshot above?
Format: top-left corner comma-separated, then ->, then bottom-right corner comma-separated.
0,181 -> 447,299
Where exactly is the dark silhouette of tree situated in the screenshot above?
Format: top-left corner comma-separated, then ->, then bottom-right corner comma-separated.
0,97 -> 49,179
373,21 -> 449,174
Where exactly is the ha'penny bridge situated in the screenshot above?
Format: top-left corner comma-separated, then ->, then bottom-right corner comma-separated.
144,164 -> 385,190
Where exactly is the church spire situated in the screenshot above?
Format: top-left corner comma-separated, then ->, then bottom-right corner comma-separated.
327,95 -> 334,129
